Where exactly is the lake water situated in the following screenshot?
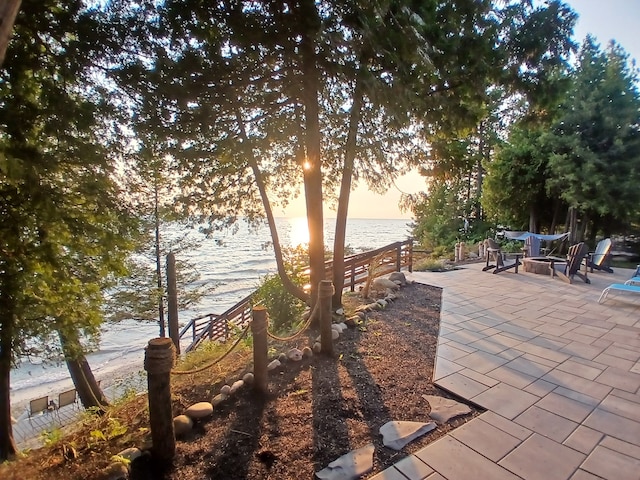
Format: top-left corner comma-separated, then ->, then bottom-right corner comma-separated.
10,217 -> 413,417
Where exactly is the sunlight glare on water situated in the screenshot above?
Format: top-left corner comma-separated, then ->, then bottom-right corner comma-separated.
288,216 -> 310,247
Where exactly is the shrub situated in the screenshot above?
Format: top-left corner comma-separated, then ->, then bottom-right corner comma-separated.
253,246 -> 307,333
414,258 -> 447,272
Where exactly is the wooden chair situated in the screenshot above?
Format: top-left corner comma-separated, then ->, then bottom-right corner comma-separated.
482,238 -> 521,274
58,388 -> 79,410
551,242 -> 590,284
28,396 -> 50,423
524,236 -> 541,257
586,238 -> 613,273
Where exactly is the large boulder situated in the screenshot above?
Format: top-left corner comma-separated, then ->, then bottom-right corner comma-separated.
371,277 -> 400,291
388,272 -> 407,285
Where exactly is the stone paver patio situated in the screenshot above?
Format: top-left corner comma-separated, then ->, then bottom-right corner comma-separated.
373,262 -> 640,480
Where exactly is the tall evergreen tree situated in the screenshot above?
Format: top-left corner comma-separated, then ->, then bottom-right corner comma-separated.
0,1 -> 137,458
545,37 -> 640,240
114,0 -> 577,311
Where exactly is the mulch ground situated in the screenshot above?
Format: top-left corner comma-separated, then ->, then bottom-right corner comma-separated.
2,281 -> 481,480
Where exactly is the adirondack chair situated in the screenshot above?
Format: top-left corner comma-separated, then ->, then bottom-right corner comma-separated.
482,238 -> 521,274
551,242 -> 590,284
524,236 -> 541,257
585,238 -> 613,273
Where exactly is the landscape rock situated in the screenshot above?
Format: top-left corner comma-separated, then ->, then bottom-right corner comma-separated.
379,421 -> 437,450
356,311 -> 366,320
388,272 -> 407,285
336,322 -> 347,332
230,379 -> 244,394
312,342 -> 322,353
332,329 -> 340,340
212,393 -> 228,406
220,384 -> 231,395
376,299 -> 387,308
344,317 -> 358,328
302,346 -> 313,358
267,359 -> 282,370
335,307 -> 344,316
185,401 -> 214,419
278,352 -> 288,363
422,395 -> 472,424
115,447 -> 142,463
315,443 -> 375,480
242,372 -> 254,384
287,348 -> 303,361
99,462 -> 129,480
372,277 -> 400,291
331,323 -> 342,333
173,415 -> 193,437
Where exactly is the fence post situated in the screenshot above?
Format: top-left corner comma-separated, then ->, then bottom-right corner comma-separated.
252,306 -> 268,394
144,337 -> 176,464
166,253 -> 180,354
319,280 -> 335,356
408,239 -> 413,273
396,242 -> 401,271
349,257 -> 356,292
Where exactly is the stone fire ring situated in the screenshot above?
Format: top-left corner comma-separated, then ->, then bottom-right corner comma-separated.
522,256 -> 566,275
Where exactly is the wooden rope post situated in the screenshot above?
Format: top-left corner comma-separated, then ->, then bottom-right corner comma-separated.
166,253 -> 180,354
144,337 -> 176,464
252,306 -> 268,394
319,280 -> 335,356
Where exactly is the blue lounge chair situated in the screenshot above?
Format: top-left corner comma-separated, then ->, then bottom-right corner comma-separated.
598,283 -> 640,304
586,238 -> 613,273
624,265 -> 640,285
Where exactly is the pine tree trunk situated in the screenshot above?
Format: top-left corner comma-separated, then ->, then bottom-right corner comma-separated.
59,330 -> 108,411
300,0 -> 325,310
0,0 -> 21,67
333,79 -> 364,308
0,315 -> 18,461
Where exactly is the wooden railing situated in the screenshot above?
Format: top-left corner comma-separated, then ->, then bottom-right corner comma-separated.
179,239 -> 413,352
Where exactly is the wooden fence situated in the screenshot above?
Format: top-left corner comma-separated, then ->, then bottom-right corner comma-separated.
179,239 -> 413,352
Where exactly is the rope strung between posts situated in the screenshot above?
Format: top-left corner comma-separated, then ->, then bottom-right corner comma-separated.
170,323 -> 251,375
265,307 -> 314,342
265,281 -> 332,342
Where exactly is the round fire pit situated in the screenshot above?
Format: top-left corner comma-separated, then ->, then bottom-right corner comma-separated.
522,256 -> 566,275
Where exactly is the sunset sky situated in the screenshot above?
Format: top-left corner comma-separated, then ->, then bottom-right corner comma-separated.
282,0 -> 640,220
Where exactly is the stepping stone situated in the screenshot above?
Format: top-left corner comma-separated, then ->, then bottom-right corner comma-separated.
185,401 -> 214,419
422,394 -> 472,424
379,421 -> 436,450
173,414 -> 193,437
315,444 -> 375,480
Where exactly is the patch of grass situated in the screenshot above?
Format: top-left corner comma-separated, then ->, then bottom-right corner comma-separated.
414,258 -> 447,272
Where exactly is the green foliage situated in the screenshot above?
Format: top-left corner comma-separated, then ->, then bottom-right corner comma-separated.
545,37 -> 640,232
254,274 -> 306,334
40,428 -> 64,447
410,180 -> 473,251
89,418 -> 128,446
253,246 -> 307,333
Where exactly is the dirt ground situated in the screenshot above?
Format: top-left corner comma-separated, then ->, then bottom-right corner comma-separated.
1,281 -> 481,480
